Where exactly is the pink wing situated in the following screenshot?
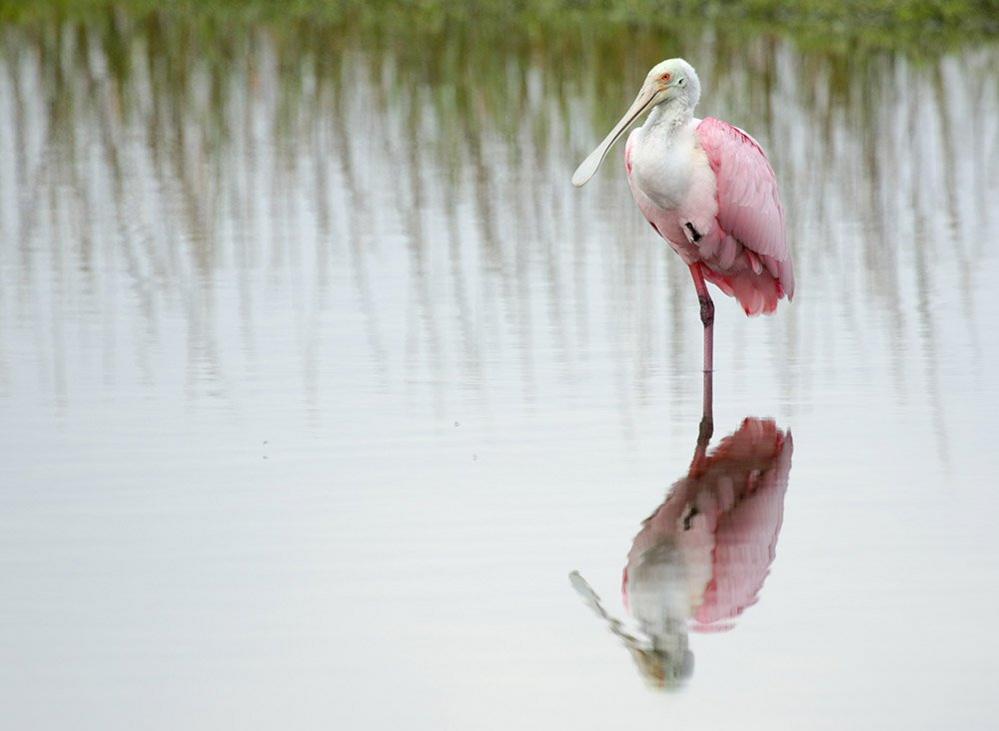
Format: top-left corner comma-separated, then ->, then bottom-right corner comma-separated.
696,117 -> 795,303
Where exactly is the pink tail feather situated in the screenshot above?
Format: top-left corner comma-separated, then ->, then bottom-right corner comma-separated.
702,267 -> 782,316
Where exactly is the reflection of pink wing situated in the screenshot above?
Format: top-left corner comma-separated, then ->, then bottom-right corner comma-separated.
690,420 -> 793,631
623,418 -> 792,628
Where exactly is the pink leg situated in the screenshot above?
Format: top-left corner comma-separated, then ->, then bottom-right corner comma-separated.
688,265 -> 714,466
689,264 -> 715,374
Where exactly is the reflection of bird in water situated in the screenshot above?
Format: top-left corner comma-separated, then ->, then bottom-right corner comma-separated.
572,58 -> 794,373
571,411 -> 792,689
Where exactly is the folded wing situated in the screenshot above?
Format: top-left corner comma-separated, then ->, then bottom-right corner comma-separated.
696,117 -> 795,301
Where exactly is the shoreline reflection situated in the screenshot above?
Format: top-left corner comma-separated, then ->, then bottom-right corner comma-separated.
0,17 -> 993,429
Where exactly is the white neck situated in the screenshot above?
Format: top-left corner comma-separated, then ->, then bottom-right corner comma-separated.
644,99 -> 693,137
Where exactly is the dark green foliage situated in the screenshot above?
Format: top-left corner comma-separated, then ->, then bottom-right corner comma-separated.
0,0 -> 996,50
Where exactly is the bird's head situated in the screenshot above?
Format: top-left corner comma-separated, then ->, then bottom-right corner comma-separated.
627,645 -> 695,690
644,58 -> 701,110
571,58 -> 701,187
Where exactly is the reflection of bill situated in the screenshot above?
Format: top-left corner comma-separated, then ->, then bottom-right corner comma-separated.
571,418 -> 793,689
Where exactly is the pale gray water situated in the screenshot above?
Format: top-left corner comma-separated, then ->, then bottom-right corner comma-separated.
1,17 -> 998,730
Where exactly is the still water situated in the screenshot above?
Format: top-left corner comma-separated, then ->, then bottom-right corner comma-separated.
1,14 -> 998,730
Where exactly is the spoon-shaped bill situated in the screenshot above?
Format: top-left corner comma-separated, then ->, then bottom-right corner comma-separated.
571,84 -> 659,187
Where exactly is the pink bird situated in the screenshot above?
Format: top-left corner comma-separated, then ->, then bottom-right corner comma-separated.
624,417 -> 793,631
572,58 -> 795,372
570,416 -> 793,688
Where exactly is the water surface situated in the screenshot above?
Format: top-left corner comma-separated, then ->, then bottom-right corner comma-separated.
1,15 -> 998,730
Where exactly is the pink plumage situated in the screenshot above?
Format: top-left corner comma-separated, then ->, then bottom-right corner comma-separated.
622,418 -> 793,633
624,117 -> 794,317
694,117 -> 795,314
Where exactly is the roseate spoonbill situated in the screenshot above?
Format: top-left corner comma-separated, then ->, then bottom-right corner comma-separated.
570,406 -> 793,687
572,58 -> 794,372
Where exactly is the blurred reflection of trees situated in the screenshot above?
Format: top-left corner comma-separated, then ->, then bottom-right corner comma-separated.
0,14 -> 995,412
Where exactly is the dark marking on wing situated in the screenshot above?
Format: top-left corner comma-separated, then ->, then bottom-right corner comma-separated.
685,222 -> 702,242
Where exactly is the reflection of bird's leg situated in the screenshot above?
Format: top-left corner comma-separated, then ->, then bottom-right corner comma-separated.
689,264 -> 714,374
700,369 -> 713,438
690,369 -> 713,476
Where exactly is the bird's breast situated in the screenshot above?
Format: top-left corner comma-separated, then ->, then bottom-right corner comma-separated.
629,125 -> 699,211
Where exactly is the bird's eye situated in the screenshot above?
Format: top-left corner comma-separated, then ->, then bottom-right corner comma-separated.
661,73 -> 671,82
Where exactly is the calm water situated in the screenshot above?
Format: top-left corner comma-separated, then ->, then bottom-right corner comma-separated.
2,15 -> 998,729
